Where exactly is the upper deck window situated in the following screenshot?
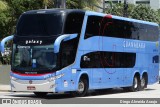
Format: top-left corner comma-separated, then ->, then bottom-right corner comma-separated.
85,16 -> 159,41
16,13 -> 63,36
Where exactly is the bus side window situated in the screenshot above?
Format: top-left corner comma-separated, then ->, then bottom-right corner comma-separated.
64,13 -> 84,34
59,12 -> 85,69
80,52 -> 101,68
80,52 -> 136,68
85,16 -> 102,39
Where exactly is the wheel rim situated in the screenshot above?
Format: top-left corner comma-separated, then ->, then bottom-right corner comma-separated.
141,77 -> 145,87
77,81 -> 85,93
134,77 -> 138,89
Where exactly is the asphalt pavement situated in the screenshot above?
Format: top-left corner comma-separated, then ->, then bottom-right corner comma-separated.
0,83 -> 160,98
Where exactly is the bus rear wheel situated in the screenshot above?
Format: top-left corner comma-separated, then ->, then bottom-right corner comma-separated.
71,78 -> 88,97
129,75 -> 140,92
140,74 -> 148,90
34,92 -> 48,97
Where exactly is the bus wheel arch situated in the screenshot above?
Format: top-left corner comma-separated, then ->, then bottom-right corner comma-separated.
140,72 -> 148,90
72,73 -> 89,97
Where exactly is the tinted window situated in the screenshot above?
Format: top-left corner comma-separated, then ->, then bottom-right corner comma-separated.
153,55 -> 159,63
64,12 -> 84,34
59,12 -> 84,68
80,51 -> 136,68
59,38 -> 79,68
17,13 -> 63,36
85,16 -> 159,41
85,16 -> 102,39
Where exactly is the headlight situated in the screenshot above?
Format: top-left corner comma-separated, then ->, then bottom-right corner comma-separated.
10,76 -> 18,81
47,76 -> 56,82
46,74 -> 64,82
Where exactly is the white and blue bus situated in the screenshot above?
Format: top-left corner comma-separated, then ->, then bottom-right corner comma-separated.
0,9 -> 159,97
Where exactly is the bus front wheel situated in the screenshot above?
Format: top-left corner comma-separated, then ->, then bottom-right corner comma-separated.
71,78 -> 88,97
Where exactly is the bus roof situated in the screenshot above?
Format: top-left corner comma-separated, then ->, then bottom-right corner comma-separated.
86,11 -> 159,26
22,9 -> 85,15
22,9 -> 158,27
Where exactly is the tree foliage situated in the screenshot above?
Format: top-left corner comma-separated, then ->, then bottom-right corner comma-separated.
0,0 -> 44,40
66,0 -> 100,11
1,0 -> 160,65
0,1 -> 160,40
105,2 -> 135,17
0,0 -> 8,11
105,2 -> 160,23
131,4 -> 160,23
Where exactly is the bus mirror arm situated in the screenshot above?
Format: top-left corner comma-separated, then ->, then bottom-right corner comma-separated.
0,35 -> 14,53
54,34 -> 78,53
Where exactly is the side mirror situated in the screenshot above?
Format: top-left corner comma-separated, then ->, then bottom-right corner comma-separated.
0,35 -> 14,53
53,34 -> 78,53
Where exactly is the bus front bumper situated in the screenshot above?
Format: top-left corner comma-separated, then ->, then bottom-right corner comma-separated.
10,79 -> 56,92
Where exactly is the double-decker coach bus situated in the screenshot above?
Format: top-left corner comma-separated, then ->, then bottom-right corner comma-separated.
0,9 -> 159,97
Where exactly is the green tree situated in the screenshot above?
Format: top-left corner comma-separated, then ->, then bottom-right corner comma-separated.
66,0 -> 100,11
0,10 -> 11,39
6,0 -> 43,19
1,0 -> 44,37
105,3 -> 160,23
66,0 -> 79,9
80,0 -> 100,11
43,0 -> 54,9
0,0 -> 10,40
0,0 -> 8,11
105,2 -> 135,17
131,4 -> 160,23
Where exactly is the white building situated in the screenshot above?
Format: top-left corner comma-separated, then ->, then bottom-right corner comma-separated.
104,0 -> 160,10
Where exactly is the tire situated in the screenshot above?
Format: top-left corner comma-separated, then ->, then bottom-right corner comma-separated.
34,92 -> 48,97
71,78 -> 88,97
140,75 -> 147,90
129,76 -> 140,92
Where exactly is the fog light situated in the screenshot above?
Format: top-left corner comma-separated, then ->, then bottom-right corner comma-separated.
50,84 -> 56,89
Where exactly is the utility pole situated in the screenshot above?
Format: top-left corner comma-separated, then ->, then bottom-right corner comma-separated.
61,0 -> 66,9
103,0 -> 105,13
54,0 -> 60,8
54,0 -> 66,8
123,0 -> 128,17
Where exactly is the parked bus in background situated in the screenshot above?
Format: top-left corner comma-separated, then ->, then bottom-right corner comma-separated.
0,9 -> 159,97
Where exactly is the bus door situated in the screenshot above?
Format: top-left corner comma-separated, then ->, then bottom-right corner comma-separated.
91,51 -> 103,88
79,50 -> 94,88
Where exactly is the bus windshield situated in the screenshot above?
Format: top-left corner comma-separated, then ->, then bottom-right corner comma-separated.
12,44 -> 57,72
16,13 -> 63,36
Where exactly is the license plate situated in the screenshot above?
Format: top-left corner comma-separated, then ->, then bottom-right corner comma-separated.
27,86 -> 36,90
